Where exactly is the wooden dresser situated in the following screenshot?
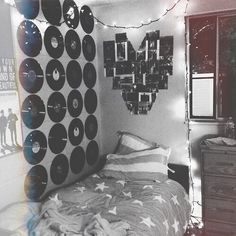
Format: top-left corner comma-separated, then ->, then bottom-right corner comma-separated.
201,145 -> 236,236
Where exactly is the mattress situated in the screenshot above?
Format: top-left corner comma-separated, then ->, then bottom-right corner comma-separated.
29,174 -> 191,235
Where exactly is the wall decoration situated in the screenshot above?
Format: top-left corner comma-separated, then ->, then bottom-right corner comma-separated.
103,31 -> 174,114
15,0 -> 39,20
63,0 -> 79,29
66,60 -> 82,88
67,90 -> 83,117
41,0 -> 62,26
84,89 -> 97,114
82,35 -> 96,61
85,114 -> 98,140
65,29 -> 81,59
86,140 -> 99,166
83,62 -> 96,88
70,146 -> 85,174
68,118 -> 84,146
80,5 -> 94,34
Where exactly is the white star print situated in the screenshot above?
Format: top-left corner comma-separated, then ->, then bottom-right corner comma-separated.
140,216 -> 156,228
95,182 -> 109,192
81,204 -> 88,210
166,180 -> 171,184
116,180 -> 126,186
106,194 -> 112,199
132,200 -> 143,206
171,195 -> 180,206
122,191 -> 132,198
74,186 -> 86,193
172,219 -> 179,233
49,193 -> 62,206
153,195 -> 166,204
143,185 -> 153,190
92,174 -> 100,179
108,206 -> 117,215
163,219 -> 169,234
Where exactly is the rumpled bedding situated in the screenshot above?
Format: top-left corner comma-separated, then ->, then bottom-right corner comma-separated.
29,175 -> 191,236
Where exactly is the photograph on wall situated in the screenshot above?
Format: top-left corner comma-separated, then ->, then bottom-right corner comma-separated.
104,61 -> 115,77
103,41 -> 115,63
115,42 -> 128,62
0,58 -> 22,157
112,76 -> 121,90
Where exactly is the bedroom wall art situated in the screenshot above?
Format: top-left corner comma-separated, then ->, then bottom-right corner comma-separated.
103,31 -> 174,114
11,0 -> 100,201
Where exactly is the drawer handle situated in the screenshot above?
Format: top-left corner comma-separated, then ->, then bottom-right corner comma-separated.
212,207 -> 235,214
215,162 -> 234,166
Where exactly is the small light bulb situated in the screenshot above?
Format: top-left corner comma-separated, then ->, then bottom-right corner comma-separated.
104,25 -> 108,29
113,22 -> 116,26
148,18 -> 152,23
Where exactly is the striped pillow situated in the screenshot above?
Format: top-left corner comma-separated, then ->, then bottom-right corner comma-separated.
99,147 -> 171,181
114,131 -> 157,154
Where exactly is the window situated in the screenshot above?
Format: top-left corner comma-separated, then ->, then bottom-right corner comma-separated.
187,12 -> 236,120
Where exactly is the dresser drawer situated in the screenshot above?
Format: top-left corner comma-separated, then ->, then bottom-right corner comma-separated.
205,221 -> 236,236
203,152 -> 236,176
205,176 -> 236,200
205,198 -> 236,224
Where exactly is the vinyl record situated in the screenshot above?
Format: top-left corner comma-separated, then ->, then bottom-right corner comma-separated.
24,165 -> 47,200
46,59 -> 65,91
68,118 -> 84,146
70,146 -> 85,174
63,0 -> 79,29
66,60 -> 82,88
41,0 -> 62,26
15,0 -> 39,19
80,5 -> 94,34
47,92 -> 67,122
44,26 -> 64,59
82,35 -> 96,61
50,154 -> 69,185
86,140 -> 99,166
83,63 -> 96,88
19,58 -> 44,93
48,123 -> 67,154
84,89 -> 97,114
65,30 -> 81,59
85,115 -> 98,140
21,95 -> 46,129
17,20 -> 42,57
23,130 -> 47,165
67,90 -> 83,117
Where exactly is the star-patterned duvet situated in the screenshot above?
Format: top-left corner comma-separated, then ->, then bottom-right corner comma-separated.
49,174 -> 191,236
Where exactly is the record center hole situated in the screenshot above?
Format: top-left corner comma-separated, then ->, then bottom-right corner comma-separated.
72,99 -> 79,108
51,37 -> 59,48
74,127 -> 80,137
54,103 -> 61,113
32,141 -> 40,153
53,69 -> 60,81
27,70 -> 37,81
71,40 -> 77,50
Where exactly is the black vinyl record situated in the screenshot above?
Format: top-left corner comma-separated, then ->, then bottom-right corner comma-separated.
47,92 -> 67,122
17,20 -> 42,57
15,0 -> 39,19
50,154 -> 69,185
21,95 -> 46,129
46,59 -> 65,91
67,90 -> 83,117
41,0 -> 62,26
19,58 -> 44,93
44,26 -> 64,59
86,140 -> 99,166
84,89 -> 97,114
80,5 -> 94,34
70,146 -> 85,174
82,35 -> 96,61
83,63 -> 96,88
65,30 -> 81,59
23,130 -> 47,165
63,0 -> 79,29
68,118 -> 84,146
48,123 -> 67,154
85,115 -> 98,140
66,60 -> 82,88
24,165 -> 47,200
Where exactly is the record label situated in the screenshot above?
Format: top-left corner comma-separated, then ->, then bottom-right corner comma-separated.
65,30 -> 81,59
41,0 -> 62,26
23,130 -> 47,165
48,123 -> 67,154
50,154 -> 69,185
70,146 -> 85,174
85,115 -> 98,140
21,95 -> 46,129
66,60 -> 82,88
19,58 -> 44,93
24,165 -> 47,200
46,59 -> 65,91
17,20 -> 42,57
80,5 -> 94,34
44,26 -> 64,59
67,90 -> 83,117
86,140 -> 99,166
68,118 -> 84,146
84,89 -> 97,114
47,92 -> 67,122
63,0 -> 79,29
83,63 -> 96,88
15,0 -> 39,19
82,35 -> 96,61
